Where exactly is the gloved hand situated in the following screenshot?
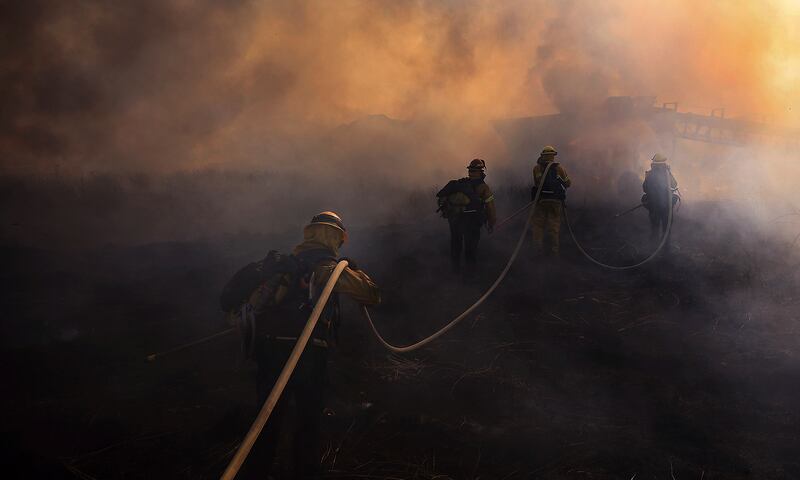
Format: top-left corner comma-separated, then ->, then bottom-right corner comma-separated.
339,257 -> 358,271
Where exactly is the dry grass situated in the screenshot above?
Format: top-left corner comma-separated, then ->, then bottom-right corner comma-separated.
364,354 -> 429,381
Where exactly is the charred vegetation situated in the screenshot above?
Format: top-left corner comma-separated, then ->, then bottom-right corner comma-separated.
2,182 -> 798,479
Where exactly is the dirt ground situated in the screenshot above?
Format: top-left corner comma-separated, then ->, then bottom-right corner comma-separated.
2,201 -> 799,479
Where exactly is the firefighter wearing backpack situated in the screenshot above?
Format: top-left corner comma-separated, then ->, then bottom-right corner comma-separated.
642,153 -> 678,242
436,158 -> 497,274
531,146 -> 571,256
230,211 -> 381,479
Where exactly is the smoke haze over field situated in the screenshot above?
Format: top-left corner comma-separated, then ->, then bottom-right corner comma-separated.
3,0 -> 800,249
2,0 -> 800,175
4,5 -> 800,478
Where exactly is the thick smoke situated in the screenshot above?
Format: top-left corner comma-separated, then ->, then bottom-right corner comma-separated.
2,0 -> 800,246
2,0 -> 799,173
2,4 -> 800,477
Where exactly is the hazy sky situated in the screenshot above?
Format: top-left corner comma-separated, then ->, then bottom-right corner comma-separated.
2,0 -> 799,173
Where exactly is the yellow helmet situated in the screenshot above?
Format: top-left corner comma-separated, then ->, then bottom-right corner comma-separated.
467,158 -> 487,171
309,211 -> 346,232
651,153 -> 668,163
540,145 -> 557,156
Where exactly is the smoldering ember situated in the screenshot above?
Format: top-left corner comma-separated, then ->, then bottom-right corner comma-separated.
2,1 -> 800,479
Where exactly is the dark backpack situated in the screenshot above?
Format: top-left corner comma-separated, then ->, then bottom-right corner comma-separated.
222,250 -> 340,357
219,250 -> 301,313
533,162 -> 566,201
436,178 -> 483,218
643,168 -> 673,208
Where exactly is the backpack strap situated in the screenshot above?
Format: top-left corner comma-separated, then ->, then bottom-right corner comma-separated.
299,252 -> 341,347
539,162 -> 566,200
462,178 -> 485,213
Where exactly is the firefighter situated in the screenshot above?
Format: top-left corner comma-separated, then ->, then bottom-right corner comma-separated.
436,159 -> 497,274
240,211 -> 380,479
531,146 -> 571,256
642,153 -> 678,242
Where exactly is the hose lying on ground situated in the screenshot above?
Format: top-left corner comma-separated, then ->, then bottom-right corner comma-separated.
221,175 -> 554,475
157,171 -> 552,472
155,162 -> 671,477
562,173 -> 674,271
361,162 -> 555,353
150,165 -> 555,362
219,260 -> 350,480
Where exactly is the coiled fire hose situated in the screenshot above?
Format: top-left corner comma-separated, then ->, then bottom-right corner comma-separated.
220,260 -> 350,480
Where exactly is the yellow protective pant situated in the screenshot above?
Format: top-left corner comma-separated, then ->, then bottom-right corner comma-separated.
531,200 -> 563,255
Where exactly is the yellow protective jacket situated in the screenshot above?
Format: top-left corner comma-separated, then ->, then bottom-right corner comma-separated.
533,159 -> 572,191
251,224 -> 380,345
293,224 -> 381,306
474,181 -> 497,228
459,172 -> 498,227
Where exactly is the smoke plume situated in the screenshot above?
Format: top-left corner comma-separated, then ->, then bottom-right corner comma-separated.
2,0 -> 799,174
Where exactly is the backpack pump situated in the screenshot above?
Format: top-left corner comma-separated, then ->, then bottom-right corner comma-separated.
436,177 -> 484,219
220,250 -> 323,357
533,162 -> 566,201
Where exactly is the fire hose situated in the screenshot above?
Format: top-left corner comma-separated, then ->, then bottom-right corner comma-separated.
219,164 -> 557,477
154,161 -> 672,476
145,163 -> 556,362
563,174 -> 675,270
219,260 -> 350,480
359,162 -> 553,353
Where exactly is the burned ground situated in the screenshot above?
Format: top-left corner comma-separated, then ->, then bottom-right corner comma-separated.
2,197 -> 799,479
